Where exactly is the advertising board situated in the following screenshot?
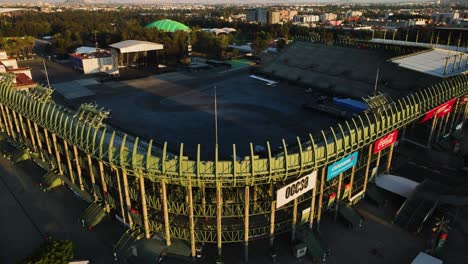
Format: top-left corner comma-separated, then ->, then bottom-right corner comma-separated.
421,98 -> 457,123
327,152 -> 359,181
373,130 -> 399,154
276,171 -> 317,209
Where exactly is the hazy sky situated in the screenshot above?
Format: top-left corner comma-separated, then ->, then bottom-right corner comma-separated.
0,0 -> 434,4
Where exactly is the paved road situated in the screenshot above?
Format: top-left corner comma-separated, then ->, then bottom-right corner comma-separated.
0,158 -> 123,264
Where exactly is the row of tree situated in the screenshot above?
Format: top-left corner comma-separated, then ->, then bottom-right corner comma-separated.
3,9 -> 462,60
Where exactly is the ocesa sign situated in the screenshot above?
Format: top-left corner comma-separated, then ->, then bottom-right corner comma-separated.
276,171 -> 317,209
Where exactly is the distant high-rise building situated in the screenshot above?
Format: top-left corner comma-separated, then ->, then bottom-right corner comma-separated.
345,11 -> 363,18
279,10 -> 298,21
431,10 -> 461,24
257,9 -> 268,25
320,13 -> 337,22
268,11 -> 281,24
246,8 -> 268,25
293,15 -> 320,23
246,9 -> 257,22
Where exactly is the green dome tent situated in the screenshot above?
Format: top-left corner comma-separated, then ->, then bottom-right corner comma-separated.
145,19 -> 190,32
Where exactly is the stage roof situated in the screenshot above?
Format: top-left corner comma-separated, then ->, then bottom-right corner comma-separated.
145,19 -> 190,32
109,40 -> 164,53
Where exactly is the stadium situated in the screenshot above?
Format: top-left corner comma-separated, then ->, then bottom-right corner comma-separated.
0,37 -> 467,262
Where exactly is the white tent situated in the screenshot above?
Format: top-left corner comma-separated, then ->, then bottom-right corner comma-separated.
109,40 -> 164,54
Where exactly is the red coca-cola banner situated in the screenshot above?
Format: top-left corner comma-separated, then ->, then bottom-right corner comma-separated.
420,98 -> 457,123
373,130 -> 399,154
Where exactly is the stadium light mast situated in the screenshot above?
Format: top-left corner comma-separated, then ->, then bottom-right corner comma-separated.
374,64 -> 380,96
215,85 -> 218,146
42,58 -> 51,88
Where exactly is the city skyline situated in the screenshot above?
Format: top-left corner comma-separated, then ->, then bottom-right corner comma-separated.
0,0 -> 443,4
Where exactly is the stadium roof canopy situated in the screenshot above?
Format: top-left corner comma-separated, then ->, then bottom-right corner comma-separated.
109,40 -> 164,53
391,48 -> 467,78
145,19 -> 190,32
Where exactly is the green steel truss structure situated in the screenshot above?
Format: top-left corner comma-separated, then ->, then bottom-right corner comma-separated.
0,66 -> 467,257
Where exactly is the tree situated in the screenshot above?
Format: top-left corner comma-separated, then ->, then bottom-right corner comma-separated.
21,240 -> 74,264
251,31 -> 272,55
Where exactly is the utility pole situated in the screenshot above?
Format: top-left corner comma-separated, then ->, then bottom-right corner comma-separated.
42,58 -> 51,88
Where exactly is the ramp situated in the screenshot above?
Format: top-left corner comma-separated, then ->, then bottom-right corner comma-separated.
365,183 -> 386,206
40,170 -> 63,192
337,201 -> 363,229
113,228 -> 145,260
80,202 -> 107,229
296,226 -> 329,262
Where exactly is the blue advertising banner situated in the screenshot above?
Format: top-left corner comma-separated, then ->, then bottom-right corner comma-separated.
327,151 -> 359,181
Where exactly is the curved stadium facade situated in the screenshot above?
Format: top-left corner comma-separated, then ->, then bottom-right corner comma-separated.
0,39 -> 467,260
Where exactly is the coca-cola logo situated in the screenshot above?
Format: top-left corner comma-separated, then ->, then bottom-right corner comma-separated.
377,132 -> 396,149
374,130 -> 398,154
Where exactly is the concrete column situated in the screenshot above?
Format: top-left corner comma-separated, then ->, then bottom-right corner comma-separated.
427,116 -> 438,148
309,174 -> 317,230
161,179 -> 171,246
3,106 -> 16,139
448,99 -> 460,133
63,140 -> 75,184
363,145 -> 373,194
33,123 -> 45,161
216,183 -> 223,256
386,144 -> 395,174
316,167 -> 326,230
87,154 -> 98,200
98,161 -> 111,212
348,165 -> 356,200
43,128 -> 53,156
187,177 -> 196,258
17,114 -> 29,147
10,110 -> 23,143
114,167 -> 127,224
334,173 -> 343,222
375,150 -> 382,170
291,198 -> 298,242
73,146 -> 84,191
244,186 -> 250,263
440,112 -> 451,139
51,133 -> 63,176
0,104 -> 12,137
121,169 -> 133,229
269,200 -> 276,247
26,119 -> 37,152
139,173 -> 150,239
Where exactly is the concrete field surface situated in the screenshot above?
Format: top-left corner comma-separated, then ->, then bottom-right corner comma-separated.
68,69 -> 337,159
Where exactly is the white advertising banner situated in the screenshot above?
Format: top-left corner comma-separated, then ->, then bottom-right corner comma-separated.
276,171 -> 317,209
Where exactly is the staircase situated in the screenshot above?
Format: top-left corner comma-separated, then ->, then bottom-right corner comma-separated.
11,147 -> 30,163
394,181 -> 440,233
40,170 -> 62,192
81,202 -> 107,229
113,228 -> 145,261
